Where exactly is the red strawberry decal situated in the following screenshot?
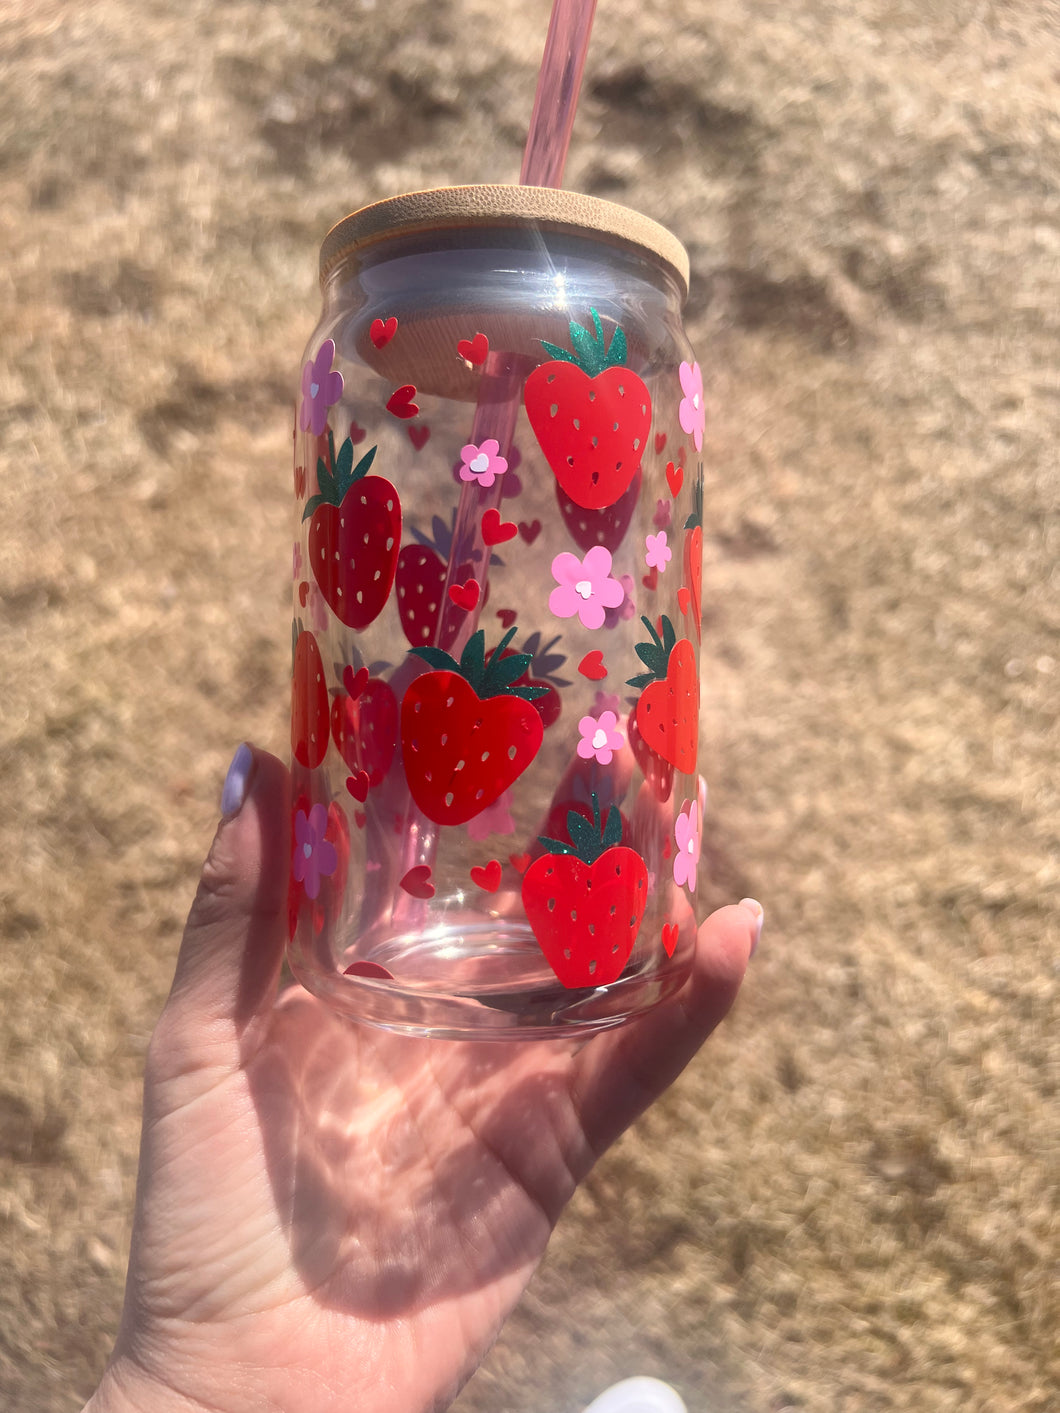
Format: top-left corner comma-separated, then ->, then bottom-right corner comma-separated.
524,309 -> 651,511
291,628 -> 329,768
626,697 -> 674,803
304,431 -> 400,630
401,627 -> 546,826
523,793 -> 648,989
627,614 -> 699,774
555,467 -> 642,553
395,513 -> 499,649
500,631 -> 570,730
330,670 -> 398,787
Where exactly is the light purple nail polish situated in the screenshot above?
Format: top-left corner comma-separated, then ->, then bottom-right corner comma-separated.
221,742 -> 255,818
739,898 -> 764,956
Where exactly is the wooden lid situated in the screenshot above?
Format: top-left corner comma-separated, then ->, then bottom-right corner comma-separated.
319,184 -> 689,296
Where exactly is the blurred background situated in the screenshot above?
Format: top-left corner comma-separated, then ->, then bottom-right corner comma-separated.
0,1 -> 1057,1409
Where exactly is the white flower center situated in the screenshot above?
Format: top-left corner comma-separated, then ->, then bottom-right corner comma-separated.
592,728 -> 608,749
686,838 -> 695,854
303,843 -> 313,859
470,453 -> 490,475
693,394 -> 700,410
575,579 -> 593,599
310,382 -> 320,399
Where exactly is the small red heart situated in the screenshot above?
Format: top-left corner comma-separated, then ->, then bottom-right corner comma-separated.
344,960 -> 395,979
408,423 -> 430,450
345,771 -> 370,802
348,420 -> 367,445
449,578 -> 481,611
470,859 -> 502,892
294,464 -> 307,497
662,838 -> 672,861
518,519 -> 542,544
662,922 -> 679,956
400,865 -> 435,899
509,852 -> 531,874
457,332 -> 489,365
342,664 -> 370,699
666,461 -> 684,497
655,432 -> 668,454
354,810 -> 367,829
678,586 -> 692,616
578,650 -> 607,680
496,608 -> 518,629
298,580 -> 310,607
642,566 -> 659,591
386,384 -> 419,420
481,507 -> 517,545
370,316 -> 397,349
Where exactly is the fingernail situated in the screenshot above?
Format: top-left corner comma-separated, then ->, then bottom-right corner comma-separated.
220,742 -> 255,818
739,898 -> 764,956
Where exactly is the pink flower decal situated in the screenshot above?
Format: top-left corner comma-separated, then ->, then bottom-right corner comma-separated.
299,339 -> 344,437
459,438 -> 508,488
653,497 -> 673,531
678,360 -> 705,454
592,688 -> 622,717
645,531 -> 672,572
467,789 -> 516,841
549,546 -> 625,630
673,800 -> 701,893
292,803 -> 338,900
577,709 -> 624,766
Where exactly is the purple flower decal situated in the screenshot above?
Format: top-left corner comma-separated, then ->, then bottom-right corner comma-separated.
459,438 -> 508,488
292,803 -> 338,900
577,709 -> 624,766
549,546 -> 624,631
678,360 -> 705,454
592,688 -> 623,717
299,339 -> 344,437
673,800 -> 701,893
645,531 -> 672,572
653,498 -> 673,531
602,572 -> 637,630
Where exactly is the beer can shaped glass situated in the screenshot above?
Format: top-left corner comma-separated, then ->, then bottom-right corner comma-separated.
287,186 -> 706,1039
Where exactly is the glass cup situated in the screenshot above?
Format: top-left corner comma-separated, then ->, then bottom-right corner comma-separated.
287,185 -> 706,1039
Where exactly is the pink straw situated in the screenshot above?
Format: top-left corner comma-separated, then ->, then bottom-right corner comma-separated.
521,0 -> 599,188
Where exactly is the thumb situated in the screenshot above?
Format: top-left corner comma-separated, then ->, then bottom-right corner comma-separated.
161,744 -> 291,1049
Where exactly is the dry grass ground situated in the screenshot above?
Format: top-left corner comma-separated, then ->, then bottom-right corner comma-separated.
1,1 -> 1057,1410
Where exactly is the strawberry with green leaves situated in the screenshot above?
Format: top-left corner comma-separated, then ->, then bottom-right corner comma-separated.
401,627 -> 547,826
627,614 -> 699,775
304,430 -> 400,629
524,309 -> 651,511
522,793 -> 648,989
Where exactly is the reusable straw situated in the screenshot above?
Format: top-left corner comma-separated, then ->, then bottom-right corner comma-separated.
393,0 -> 599,911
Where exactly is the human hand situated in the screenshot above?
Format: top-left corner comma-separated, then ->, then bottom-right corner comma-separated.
85,746 -> 759,1413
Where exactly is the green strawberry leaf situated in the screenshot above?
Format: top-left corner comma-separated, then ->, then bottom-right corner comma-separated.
460,630 -> 487,693
410,645 -> 461,672
566,809 -> 599,864
538,339 -> 581,366
537,835 -> 577,857
601,802 -> 623,851
606,324 -> 628,368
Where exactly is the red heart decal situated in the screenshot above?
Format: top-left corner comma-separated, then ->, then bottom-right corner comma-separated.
348,420 -> 367,445
457,332 -> 489,365
408,424 -> 430,450
642,566 -> 659,591
298,580 -> 310,607
662,922 -> 679,956
496,608 -> 518,629
578,650 -> 607,680
344,959 -> 395,979
470,859 -> 502,892
448,578 -> 481,612
354,810 -> 367,829
294,464 -> 306,497
655,432 -> 668,454
400,865 -> 435,899
666,461 -> 684,497
370,316 -> 397,349
481,507 -> 517,545
662,838 -> 672,861
678,586 -> 692,616
518,519 -> 542,544
386,384 -> 419,420
345,771 -> 370,802
509,852 -> 531,874
342,664 -> 370,699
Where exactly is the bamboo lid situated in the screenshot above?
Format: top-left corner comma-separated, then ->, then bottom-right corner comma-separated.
319,184 -> 689,296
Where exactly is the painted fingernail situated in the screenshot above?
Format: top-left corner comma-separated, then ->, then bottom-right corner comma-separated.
220,742 -> 255,818
739,898 -> 764,957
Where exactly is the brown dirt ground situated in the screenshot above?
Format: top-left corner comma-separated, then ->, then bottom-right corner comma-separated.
1,1 -> 1057,1410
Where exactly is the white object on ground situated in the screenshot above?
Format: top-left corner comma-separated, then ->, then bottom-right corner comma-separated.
582,1376 -> 689,1413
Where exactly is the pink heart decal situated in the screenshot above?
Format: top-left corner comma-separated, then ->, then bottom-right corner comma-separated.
408,424 -> 430,450
345,771 -> 370,803
400,865 -> 435,899
370,316 -> 397,349
470,859 -> 502,892
449,578 -> 481,612
457,332 -> 489,365
518,519 -> 542,544
386,384 -> 419,420
666,460 -> 684,497
578,650 -> 607,680
342,664 -> 370,699
481,507 -> 518,545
